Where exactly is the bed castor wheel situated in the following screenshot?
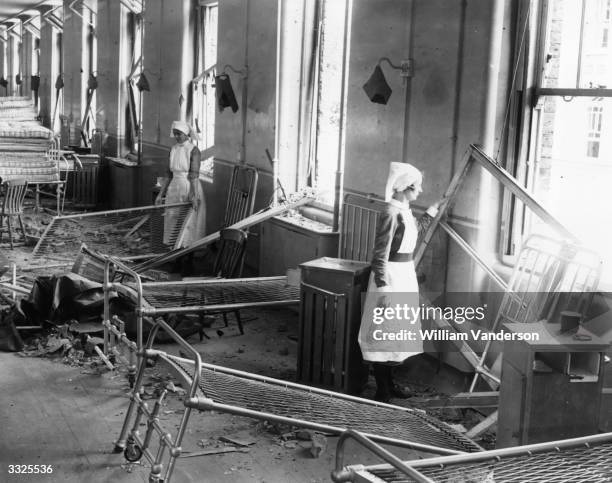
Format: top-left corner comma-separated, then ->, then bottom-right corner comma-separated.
124,441 -> 143,462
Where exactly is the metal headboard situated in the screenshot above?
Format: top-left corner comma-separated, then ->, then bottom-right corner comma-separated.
340,193 -> 386,262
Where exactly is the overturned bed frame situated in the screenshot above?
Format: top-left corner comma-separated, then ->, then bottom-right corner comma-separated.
31,201 -> 192,263
108,314 -> 481,482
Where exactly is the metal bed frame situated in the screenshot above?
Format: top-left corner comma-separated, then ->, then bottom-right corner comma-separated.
31,202 -> 191,264
332,429 -> 612,482
339,147 -> 603,388
0,136 -> 65,213
469,233 -> 602,391
109,315 -> 481,483
102,256 -> 301,383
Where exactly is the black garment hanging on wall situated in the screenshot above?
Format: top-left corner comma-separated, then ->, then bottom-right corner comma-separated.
31,75 -> 41,107
215,74 -> 239,113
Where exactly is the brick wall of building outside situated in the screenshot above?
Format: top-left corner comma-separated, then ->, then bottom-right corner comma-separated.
538,0 -> 564,198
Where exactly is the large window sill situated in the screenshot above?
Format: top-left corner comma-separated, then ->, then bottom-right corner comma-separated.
299,200 -> 334,227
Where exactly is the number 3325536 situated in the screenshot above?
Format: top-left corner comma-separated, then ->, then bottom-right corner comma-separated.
8,465 -> 53,474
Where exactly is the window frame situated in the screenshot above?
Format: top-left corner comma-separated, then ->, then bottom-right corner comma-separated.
504,0 -> 612,284
192,0 -> 218,179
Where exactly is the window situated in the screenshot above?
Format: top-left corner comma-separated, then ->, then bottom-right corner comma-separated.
510,0 -> 612,286
52,30 -> 63,133
193,1 -> 218,177
125,10 -> 144,153
0,33 -> 7,85
9,28 -> 21,96
83,8 -> 97,144
309,0 -> 348,206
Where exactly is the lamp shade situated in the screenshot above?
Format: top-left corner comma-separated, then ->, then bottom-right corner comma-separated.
363,65 -> 392,105
55,74 -> 64,90
136,72 -> 150,92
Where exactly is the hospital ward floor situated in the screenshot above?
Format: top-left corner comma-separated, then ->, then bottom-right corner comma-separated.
0,303 -> 484,483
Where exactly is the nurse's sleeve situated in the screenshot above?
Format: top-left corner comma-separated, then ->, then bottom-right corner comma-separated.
371,209 -> 397,288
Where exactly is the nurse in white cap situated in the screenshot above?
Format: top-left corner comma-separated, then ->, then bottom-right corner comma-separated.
156,121 -> 207,251
358,161 -> 439,403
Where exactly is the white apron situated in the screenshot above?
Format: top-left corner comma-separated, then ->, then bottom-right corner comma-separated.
164,141 -> 206,246
358,205 -> 422,363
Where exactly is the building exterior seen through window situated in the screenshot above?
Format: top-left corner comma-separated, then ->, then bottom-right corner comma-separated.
193,1 -> 218,179
528,0 -> 612,284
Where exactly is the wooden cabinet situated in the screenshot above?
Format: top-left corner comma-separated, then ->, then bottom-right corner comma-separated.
298,258 -> 370,394
497,321 -> 610,447
259,215 -> 338,276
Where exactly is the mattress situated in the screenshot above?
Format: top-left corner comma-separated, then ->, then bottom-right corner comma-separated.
0,151 -> 59,183
0,141 -> 51,151
0,121 -> 53,139
0,107 -> 38,120
0,97 -> 34,109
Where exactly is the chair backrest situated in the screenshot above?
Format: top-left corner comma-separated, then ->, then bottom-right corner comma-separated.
222,164 -> 258,228
213,228 -> 248,278
1,178 -> 28,216
71,243 -> 113,283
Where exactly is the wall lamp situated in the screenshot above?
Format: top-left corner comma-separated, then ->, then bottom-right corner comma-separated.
363,57 -> 413,105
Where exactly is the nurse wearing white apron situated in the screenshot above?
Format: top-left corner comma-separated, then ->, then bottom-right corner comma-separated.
155,121 -> 206,248
358,162 -> 439,403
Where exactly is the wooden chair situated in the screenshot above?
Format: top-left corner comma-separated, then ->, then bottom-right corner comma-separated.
0,178 -> 29,249
213,228 -> 248,278
222,164 -> 258,228
210,228 -> 248,334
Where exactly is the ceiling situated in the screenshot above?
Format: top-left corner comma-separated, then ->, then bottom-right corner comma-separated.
0,0 -> 61,24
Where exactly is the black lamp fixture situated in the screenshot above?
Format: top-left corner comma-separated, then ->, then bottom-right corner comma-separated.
363,57 -> 413,105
